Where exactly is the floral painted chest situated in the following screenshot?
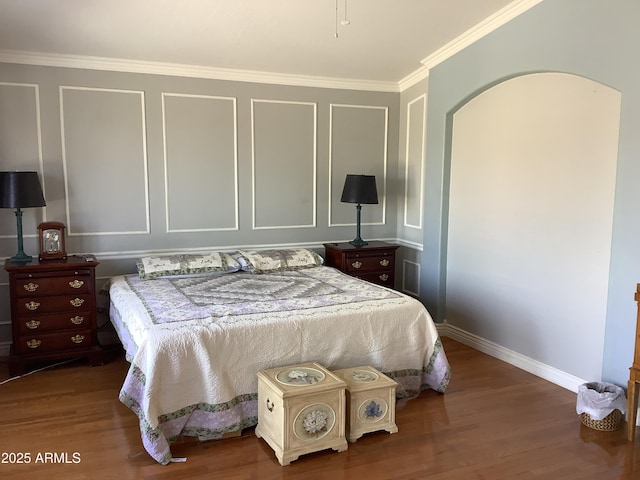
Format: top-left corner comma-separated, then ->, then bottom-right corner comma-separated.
333,365 -> 398,442
255,362 -> 348,465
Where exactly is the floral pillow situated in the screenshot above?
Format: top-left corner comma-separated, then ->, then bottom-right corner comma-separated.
234,248 -> 324,274
137,252 -> 241,279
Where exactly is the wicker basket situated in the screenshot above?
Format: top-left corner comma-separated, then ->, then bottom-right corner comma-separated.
580,409 -> 623,431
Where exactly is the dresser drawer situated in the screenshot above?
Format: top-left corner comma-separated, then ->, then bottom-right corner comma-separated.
14,273 -> 92,297
5,256 -> 104,376
16,294 -> 94,315
17,311 -> 93,335
15,329 -> 93,354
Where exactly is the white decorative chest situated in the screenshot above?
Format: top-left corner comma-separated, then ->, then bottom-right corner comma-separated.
333,365 -> 398,442
255,362 -> 348,466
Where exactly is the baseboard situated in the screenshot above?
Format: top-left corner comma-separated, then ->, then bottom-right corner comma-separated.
436,321 -> 587,394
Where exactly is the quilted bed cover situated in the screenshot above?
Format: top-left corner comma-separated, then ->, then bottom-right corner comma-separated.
108,266 -> 450,464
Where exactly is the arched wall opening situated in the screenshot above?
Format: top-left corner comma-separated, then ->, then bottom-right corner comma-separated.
443,72 -> 621,381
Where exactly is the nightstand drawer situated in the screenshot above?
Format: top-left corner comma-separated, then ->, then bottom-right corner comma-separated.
17,312 -> 93,334
5,256 -> 105,376
352,272 -> 394,287
323,241 -> 398,289
14,273 -> 93,297
344,255 -> 394,273
15,329 -> 93,354
15,294 -> 94,315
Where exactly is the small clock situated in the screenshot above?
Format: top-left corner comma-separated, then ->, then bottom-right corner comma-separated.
38,221 -> 67,261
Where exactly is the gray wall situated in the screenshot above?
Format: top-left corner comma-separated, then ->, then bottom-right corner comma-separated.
0,63 -> 407,349
421,0 -> 640,387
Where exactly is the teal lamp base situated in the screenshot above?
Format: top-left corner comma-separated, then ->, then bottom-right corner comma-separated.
9,251 -> 33,264
9,208 -> 33,264
349,203 -> 368,247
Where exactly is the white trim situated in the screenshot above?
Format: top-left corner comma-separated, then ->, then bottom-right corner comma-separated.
65,241 -> 332,262
0,82 -> 46,236
328,103 -> 388,227
0,0 -> 541,94
399,0 -> 543,91
439,322 -> 587,393
392,238 -> 423,251
403,94 -> 426,230
0,50 -> 399,93
401,259 -> 421,297
250,98 -> 317,230
161,92 -> 239,233
0,341 -> 10,358
421,0 -> 543,70
59,85 -> 151,236
398,67 -> 430,93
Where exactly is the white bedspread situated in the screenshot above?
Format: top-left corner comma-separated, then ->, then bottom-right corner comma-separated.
109,266 -> 450,464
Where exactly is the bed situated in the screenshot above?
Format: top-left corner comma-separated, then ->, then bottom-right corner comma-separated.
108,249 -> 450,465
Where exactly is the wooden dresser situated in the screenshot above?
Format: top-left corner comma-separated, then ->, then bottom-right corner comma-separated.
4,256 -> 105,376
323,241 -> 398,289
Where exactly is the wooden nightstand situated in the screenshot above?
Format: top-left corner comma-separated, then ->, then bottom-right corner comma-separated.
323,241 -> 398,289
4,255 -> 106,376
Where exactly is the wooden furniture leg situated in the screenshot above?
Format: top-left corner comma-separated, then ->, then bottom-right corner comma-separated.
628,370 -> 640,441
628,284 -> 640,441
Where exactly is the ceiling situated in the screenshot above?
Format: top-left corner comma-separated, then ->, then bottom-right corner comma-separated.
0,0 -> 534,90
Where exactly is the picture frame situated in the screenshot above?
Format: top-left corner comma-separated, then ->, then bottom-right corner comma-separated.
37,221 -> 67,261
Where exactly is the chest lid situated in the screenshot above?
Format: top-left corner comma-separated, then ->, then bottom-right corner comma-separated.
257,362 -> 346,398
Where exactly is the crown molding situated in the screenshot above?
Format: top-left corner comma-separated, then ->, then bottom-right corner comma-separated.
421,0 -> 543,70
397,66 -> 430,93
0,0 -> 542,94
399,0 -> 543,91
0,50 -> 400,93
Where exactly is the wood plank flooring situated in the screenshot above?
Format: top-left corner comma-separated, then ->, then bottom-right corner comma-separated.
1,337 -> 638,479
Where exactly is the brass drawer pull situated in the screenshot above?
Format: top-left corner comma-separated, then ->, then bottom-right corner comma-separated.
71,335 -> 85,344
70,298 -> 85,307
70,315 -> 85,325
266,398 -> 275,412
23,282 -> 39,292
25,301 -> 40,311
25,320 -> 41,329
351,261 -> 362,269
27,339 -> 41,349
379,274 -> 389,282
69,279 -> 84,289
379,259 -> 390,267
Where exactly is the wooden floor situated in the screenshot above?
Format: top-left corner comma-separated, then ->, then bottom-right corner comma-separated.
1,337 -> 638,479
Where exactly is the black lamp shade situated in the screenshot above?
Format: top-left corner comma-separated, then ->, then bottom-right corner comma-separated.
0,171 -> 46,209
340,174 -> 378,205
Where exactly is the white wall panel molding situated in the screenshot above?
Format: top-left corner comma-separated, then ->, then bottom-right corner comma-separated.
328,103 -> 388,227
401,259 -> 421,297
403,94 -> 426,229
83,240 -> 330,262
162,92 -> 239,233
250,98 -> 317,230
59,86 -> 150,236
0,82 -> 45,238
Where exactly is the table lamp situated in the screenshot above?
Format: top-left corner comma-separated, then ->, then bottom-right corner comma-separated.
340,174 -> 378,246
0,171 -> 46,263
